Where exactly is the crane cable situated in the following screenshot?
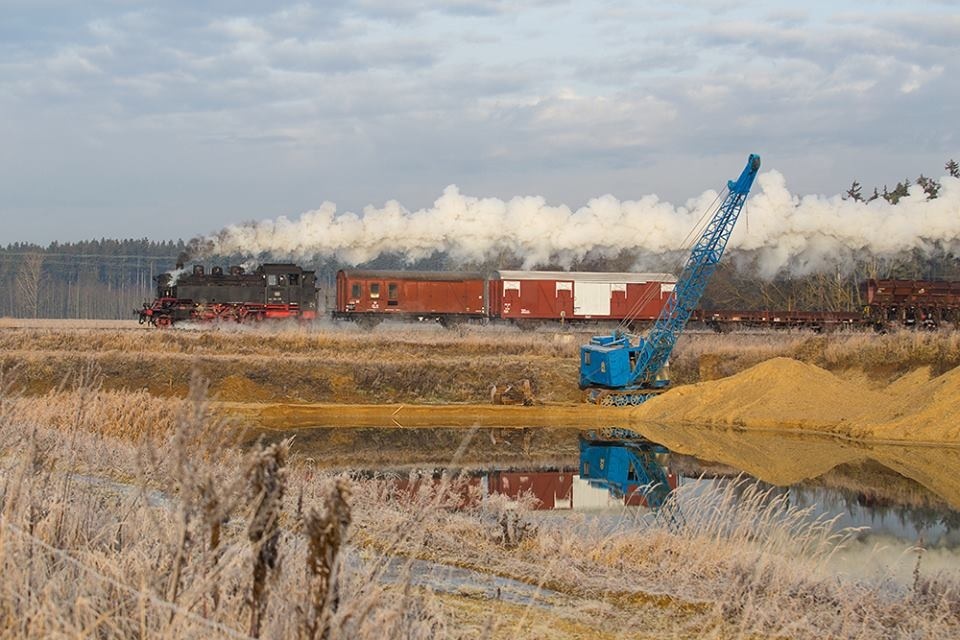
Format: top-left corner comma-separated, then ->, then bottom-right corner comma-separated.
614,185 -> 729,336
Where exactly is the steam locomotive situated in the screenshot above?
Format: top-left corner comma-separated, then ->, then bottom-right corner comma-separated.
136,263 -> 318,327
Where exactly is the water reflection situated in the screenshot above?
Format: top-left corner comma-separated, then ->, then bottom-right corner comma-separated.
249,423 -> 960,548
577,432 -> 676,508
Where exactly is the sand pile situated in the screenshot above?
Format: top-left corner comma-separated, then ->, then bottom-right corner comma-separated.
881,366 -> 960,441
636,357 -> 960,442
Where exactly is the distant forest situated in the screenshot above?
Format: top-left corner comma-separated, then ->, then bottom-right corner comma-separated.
3,161 -> 959,320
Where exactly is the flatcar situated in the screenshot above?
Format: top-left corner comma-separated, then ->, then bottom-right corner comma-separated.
137,263 -> 318,327
690,309 -> 864,332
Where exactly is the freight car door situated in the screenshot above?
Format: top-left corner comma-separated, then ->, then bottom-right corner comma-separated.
556,282 -> 573,321
574,282 -> 611,317
610,283 -> 628,318
502,280 -> 521,317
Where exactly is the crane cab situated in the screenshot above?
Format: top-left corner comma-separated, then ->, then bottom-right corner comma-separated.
579,334 -> 670,390
579,334 -> 634,389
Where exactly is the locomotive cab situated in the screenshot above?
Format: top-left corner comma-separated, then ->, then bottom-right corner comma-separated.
261,264 -> 317,312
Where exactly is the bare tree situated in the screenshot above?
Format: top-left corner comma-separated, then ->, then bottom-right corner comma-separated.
15,253 -> 44,318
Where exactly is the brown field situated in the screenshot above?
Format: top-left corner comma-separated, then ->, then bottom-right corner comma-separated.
2,321 -> 960,638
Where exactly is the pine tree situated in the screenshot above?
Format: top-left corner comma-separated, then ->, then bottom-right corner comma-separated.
885,179 -> 911,204
844,181 -> 863,201
947,159 -> 960,179
916,174 -> 941,200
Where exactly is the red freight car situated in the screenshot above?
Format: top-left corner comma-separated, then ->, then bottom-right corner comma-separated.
487,471 -> 573,510
864,279 -> 960,328
490,270 -> 677,324
334,269 -> 487,326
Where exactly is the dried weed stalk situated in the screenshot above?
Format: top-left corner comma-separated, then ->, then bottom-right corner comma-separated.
246,438 -> 289,638
301,477 -> 352,640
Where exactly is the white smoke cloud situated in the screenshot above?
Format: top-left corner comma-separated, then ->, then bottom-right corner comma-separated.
205,171 -> 960,277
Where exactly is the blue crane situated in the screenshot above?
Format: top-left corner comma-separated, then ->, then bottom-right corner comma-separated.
579,154 -> 761,405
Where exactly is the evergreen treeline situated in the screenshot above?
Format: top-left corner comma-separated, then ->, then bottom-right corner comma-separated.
844,158 -> 959,204
3,160 -> 959,319
0,239 -> 186,319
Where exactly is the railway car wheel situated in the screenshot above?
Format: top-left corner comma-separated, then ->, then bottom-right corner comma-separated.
357,316 -> 382,330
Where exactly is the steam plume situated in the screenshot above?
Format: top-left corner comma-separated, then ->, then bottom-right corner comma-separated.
201,171 -> 960,277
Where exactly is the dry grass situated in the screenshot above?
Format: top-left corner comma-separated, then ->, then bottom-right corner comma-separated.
0,372 -> 454,639
2,366 -> 959,638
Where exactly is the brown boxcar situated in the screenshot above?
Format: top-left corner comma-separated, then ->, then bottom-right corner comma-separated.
490,270 -> 676,323
864,279 -> 960,327
334,269 -> 487,324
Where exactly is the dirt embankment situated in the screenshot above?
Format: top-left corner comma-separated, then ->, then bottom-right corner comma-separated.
5,325 -> 960,444
636,357 -> 960,442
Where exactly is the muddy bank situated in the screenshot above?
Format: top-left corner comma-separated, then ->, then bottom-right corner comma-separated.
229,402 -> 621,429
5,325 -> 960,444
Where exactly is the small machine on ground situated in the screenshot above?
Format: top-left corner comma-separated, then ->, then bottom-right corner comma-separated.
579,154 -> 761,405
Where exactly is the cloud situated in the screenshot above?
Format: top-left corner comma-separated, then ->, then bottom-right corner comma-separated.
1,0 -> 958,243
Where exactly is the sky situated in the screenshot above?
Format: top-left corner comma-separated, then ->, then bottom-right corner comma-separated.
1,0 -> 958,245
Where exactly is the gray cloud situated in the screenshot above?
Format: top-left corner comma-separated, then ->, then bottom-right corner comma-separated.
1,0 -> 958,243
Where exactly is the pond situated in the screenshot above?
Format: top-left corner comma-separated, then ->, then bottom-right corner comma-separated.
248,422 -> 960,583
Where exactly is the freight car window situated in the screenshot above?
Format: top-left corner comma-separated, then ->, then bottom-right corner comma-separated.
369,283 -> 380,299
388,283 -> 398,305
351,283 -> 361,299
